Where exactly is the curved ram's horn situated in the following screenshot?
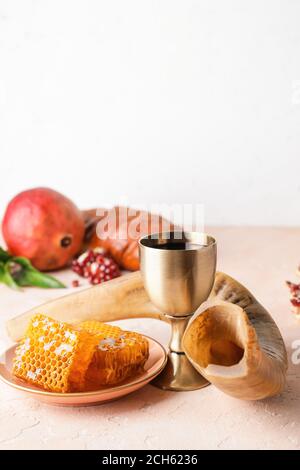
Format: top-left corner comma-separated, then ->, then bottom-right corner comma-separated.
183,272 -> 288,400
6,272 -> 164,342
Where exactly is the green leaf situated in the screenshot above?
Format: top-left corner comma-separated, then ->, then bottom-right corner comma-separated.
0,247 -> 11,263
12,256 -> 36,271
12,257 -> 65,288
15,269 -> 65,289
0,254 -> 65,290
0,261 -> 20,290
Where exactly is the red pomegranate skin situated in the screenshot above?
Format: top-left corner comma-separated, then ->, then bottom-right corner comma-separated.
2,187 -> 85,271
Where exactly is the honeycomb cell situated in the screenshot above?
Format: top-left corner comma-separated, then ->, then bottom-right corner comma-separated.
13,314 -> 99,393
80,321 -> 149,386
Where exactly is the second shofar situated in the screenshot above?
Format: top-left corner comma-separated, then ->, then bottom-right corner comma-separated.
6,271 -> 287,400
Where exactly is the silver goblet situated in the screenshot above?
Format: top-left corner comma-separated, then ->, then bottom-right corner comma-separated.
139,231 -> 217,391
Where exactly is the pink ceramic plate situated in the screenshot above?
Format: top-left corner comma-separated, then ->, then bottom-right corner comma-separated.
0,335 -> 167,406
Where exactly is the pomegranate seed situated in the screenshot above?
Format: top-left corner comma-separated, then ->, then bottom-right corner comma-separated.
90,262 -> 99,275
72,249 -> 121,285
291,298 -> 300,307
287,281 -> 300,295
77,252 -> 89,265
72,279 -> 79,288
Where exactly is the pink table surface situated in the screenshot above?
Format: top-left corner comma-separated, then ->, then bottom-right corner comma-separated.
0,226 -> 299,450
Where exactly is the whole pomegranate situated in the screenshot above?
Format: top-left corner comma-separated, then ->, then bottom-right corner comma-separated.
2,188 -> 84,271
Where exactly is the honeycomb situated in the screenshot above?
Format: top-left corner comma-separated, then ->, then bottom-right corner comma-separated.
80,320 -> 149,386
12,314 -> 99,393
79,320 -> 122,338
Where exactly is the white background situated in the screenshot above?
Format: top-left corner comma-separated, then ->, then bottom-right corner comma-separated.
0,0 -> 300,225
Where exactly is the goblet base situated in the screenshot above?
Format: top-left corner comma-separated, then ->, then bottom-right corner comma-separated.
151,352 -> 210,391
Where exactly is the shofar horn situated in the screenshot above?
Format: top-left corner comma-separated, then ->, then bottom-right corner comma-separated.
6,272 -> 165,342
6,271 -> 287,400
183,272 -> 288,400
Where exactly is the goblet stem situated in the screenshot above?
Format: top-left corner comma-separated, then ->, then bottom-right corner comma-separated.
167,315 -> 190,353
152,314 -> 210,391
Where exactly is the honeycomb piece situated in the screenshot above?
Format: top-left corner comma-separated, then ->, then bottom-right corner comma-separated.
79,320 -> 122,338
79,320 -> 149,386
13,314 -> 98,393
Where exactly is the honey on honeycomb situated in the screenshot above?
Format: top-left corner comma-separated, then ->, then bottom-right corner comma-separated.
12,314 -> 99,393
80,320 -> 149,386
79,320 -> 122,337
